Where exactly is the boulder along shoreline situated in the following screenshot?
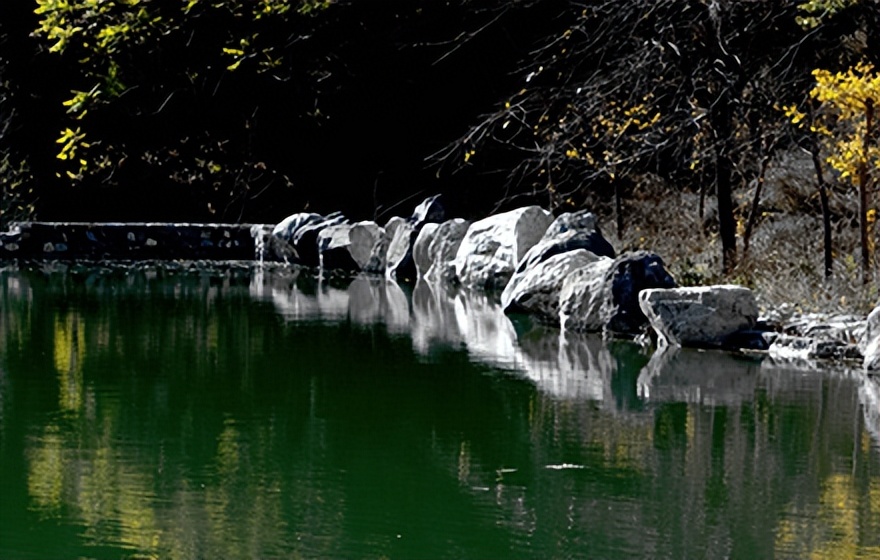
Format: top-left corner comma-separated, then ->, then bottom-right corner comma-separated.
2,195 -> 878,373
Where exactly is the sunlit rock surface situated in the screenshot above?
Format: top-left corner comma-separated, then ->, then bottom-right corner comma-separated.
411,194 -> 446,229
501,249 -> 599,324
413,219 -> 470,284
559,257 -> 615,333
639,285 -> 758,349
363,216 -> 404,274
452,206 -> 553,290
385,221 -> 417,282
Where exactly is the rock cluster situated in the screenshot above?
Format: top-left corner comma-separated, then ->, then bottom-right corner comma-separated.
3,196 -> 877,372
266,196 -> 877,370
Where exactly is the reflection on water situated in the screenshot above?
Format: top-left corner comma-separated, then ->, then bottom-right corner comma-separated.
1,267 -> 879,559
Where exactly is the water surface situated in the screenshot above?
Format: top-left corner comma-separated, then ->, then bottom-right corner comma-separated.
1,266 -> 878,559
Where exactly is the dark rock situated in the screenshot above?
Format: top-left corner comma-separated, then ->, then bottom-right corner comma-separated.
410,194 -> 445,229
292,212 -> 348,267
604,251 -> 676,336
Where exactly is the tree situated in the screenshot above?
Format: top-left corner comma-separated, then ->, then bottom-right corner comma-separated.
787,62 -> 879,282
438,0 -> 827,275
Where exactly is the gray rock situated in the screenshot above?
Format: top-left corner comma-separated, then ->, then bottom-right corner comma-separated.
363,216 -> 405,274
559,251 -> 675,336
452,206 -> 553,290
413,218 -> 470,284
502,249 -> 600,324
412,223 -> 440,280
516,210 -> 614,273
639,285 -> 759,349
385,221 -> 417,282
864,305 -> 880,372
559,257 -> 615,333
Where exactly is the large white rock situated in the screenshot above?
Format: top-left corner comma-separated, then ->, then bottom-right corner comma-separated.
452,206 -> 552,290
413,218 -> 470,284
501,249 -> 600,324
363,216 -> 405,274
559,257 -> 615,333
412,223 -> 440,280
348,221 -> 383,269
638,285 -> 758,349
385,221 -> 417,281
864,305 -> 880,372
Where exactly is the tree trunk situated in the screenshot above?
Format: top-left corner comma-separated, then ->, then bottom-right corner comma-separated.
614,179 -> 624,239
743,155 -> 770,256
716,146 -> 737,275
809,143 -> 833,278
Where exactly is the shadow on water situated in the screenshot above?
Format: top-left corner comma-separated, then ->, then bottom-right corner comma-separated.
1,266 -> 879,559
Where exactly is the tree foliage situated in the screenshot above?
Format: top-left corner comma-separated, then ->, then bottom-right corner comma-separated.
440,0 -> 878,275
1,0 -> 877,278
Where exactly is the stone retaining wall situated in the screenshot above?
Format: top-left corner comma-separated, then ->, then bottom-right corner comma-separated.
0,222 -> 270,261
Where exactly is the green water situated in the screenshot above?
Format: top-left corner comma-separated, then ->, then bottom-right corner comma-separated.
1,267 -> 878,559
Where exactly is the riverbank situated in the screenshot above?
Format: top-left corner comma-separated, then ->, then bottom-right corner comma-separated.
1,195 -> 877,372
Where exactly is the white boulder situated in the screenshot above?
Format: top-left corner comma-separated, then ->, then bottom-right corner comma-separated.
501,249 -> 600,324
452,206 -> 552,290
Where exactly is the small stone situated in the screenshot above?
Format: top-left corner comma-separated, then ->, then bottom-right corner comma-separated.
43,242 -> 54,252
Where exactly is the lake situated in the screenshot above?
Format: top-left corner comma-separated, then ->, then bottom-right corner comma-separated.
1,266 -> 878,559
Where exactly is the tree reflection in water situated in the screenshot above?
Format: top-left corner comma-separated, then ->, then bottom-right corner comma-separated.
0,267 -> 877,559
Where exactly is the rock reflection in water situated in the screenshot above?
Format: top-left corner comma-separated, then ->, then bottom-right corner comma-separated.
251,270 -> 411,332
861,376 -> 880,445
254,272 -> 621,402
637,347 -> 761,405
346,275 -> 410,333
408,280 -> 617,402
